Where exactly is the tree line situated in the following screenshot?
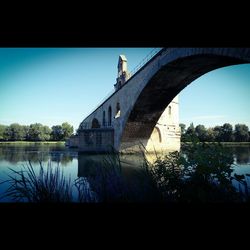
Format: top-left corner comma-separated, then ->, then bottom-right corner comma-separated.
0,122 -> 74,141
180,123 -> 250,142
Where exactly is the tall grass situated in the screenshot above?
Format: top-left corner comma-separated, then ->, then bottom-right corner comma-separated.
0,161 -> 97,202
74,177 -> 98,203
1,161 -> 73,202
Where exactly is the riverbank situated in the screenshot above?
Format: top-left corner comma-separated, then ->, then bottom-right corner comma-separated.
0,141 -> 65,145
181,142 -> 250,146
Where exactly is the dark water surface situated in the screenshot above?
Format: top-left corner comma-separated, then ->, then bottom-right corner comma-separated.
0,143 -> 250,202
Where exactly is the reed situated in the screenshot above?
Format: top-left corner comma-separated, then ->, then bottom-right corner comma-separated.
1,161 -> 73,202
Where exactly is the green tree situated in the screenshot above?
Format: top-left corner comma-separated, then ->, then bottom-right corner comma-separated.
3,126 -> 11,140
51,125 -> 64,141
3,123 -> 25,141
185,123 -> 198,142
221,123 -> 234,142
205,128 -> 216,142
61,122 -> 74,140
23,125 -> 30,140
0,124 -> 7,141
195,124 -> 207,142
186,122 -> 195,134
179,123 -> 186,136
213,126 -> 222,141
28,123 -> 51,141
180,123 -> 188,142
234,124 -> 249,142
41,125 -> 52,141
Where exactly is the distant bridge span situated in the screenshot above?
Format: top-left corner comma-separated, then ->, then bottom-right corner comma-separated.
69,48 -> 250,153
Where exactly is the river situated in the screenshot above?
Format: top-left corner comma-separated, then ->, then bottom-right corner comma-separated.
0,143 -> 250,202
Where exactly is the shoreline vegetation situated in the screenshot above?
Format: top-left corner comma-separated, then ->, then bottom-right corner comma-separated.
181,142 -> 250,146
0,141 -> 65,144
0,122 -> 74,142
0,141 -> 249,145
180,123 -> 249,143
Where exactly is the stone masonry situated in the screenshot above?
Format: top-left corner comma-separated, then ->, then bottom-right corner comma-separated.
68,48 -> 250,153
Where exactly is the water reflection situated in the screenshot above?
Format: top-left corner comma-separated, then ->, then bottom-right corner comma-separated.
77,153 -> 143,178
233,146 -> 250,164
0,144 -> 250,202
78,154 -> 103,178
0,144 -> 250,179
0,144 -> 77,165
77,146 -> 250,179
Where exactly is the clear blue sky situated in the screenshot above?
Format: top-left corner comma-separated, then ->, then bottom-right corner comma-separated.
0,48 -> 249,131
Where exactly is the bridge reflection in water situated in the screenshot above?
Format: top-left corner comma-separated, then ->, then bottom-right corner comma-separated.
76,152 -> 164,201
77,153 -> 145,177
77,146 -> 250,180
76,151 -> 172,193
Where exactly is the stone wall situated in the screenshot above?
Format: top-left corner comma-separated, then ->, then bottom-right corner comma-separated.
66,135 -> 79,148
78,128 -> 114,152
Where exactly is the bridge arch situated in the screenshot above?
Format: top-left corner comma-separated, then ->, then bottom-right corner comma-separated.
154,127 -> 162,143
119,48 -> 250,152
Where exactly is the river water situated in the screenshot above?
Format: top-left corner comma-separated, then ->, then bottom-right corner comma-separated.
0,143 -> 250,202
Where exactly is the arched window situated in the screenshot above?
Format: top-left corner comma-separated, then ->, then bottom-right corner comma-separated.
91,118 -> 100,129
151,127 -> 162,143
168,106 -> 171,116
115,102 -> 121,118
102,111 -> 106,127
108,106 -> 112,126
155,127 -> 162,143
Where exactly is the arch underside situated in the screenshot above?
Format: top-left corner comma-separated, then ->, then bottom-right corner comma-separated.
120,54 -> 248,151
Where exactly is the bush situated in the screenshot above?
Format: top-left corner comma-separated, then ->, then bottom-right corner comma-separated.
144,142 -> 248,202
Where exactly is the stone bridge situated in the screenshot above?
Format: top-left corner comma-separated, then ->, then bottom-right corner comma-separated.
68,48 -> 250,153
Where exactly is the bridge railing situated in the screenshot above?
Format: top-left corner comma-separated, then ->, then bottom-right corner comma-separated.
84,47 -> 164,120
79,121 -> 113,130
129,48 -> 162,78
